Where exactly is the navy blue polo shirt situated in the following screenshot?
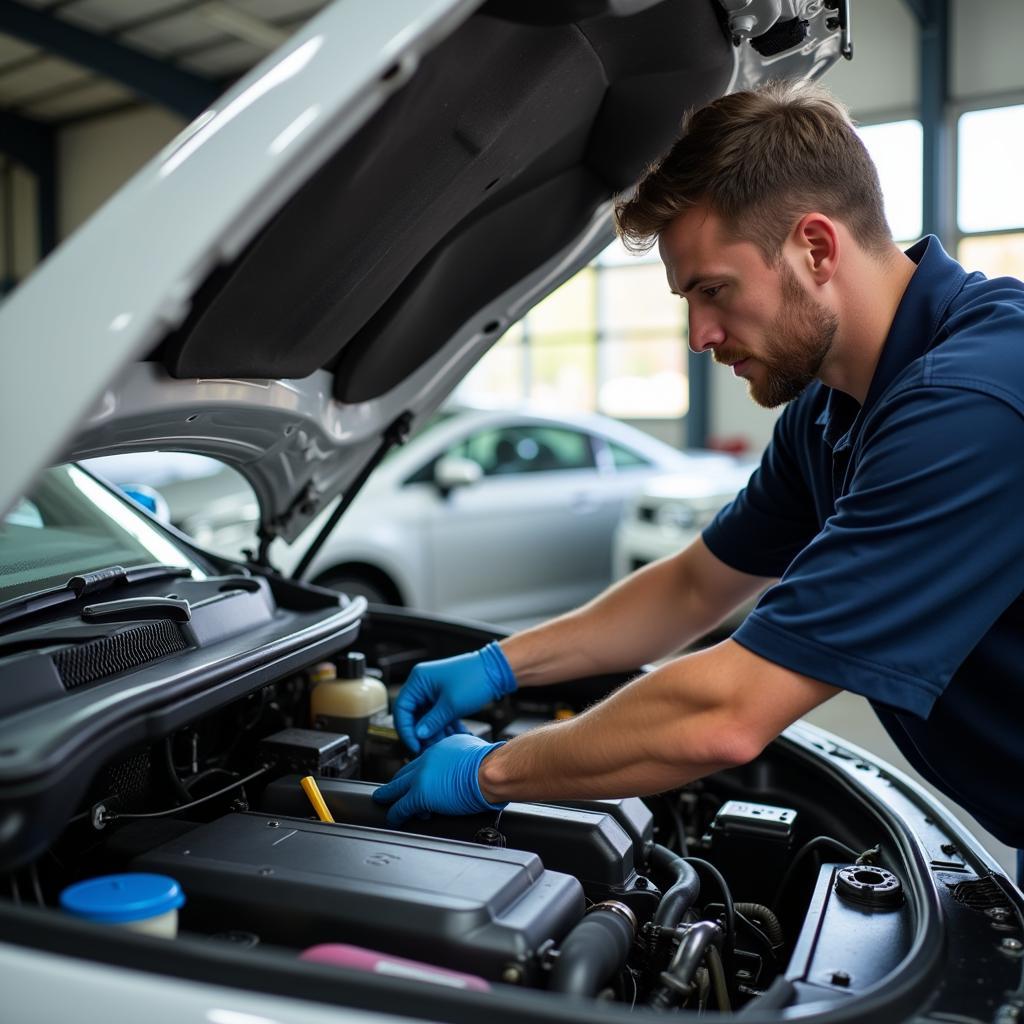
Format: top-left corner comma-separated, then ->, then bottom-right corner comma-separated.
703,237 -> 1024,847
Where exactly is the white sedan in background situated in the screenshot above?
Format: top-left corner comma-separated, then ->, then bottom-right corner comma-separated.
88,407 -> 746,629
612,462 -> 761,631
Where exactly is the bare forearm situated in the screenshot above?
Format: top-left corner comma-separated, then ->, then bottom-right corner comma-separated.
478,640 -> 838,804
500,541 -> 766,687
479,645 -> 752,802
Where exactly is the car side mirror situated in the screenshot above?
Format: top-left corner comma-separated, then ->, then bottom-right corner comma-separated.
434,455 -> 483,495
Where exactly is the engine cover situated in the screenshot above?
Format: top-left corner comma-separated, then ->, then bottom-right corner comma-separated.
133,811 -> 584,982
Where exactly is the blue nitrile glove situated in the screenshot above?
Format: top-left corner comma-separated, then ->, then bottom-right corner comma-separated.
371,735 -> 507,827
393,641 -> 517,754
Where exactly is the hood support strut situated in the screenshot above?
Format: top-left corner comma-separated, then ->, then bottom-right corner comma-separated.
281,410 -> 414,581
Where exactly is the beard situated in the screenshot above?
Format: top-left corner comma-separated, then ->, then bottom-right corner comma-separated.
716,261 -> 839,409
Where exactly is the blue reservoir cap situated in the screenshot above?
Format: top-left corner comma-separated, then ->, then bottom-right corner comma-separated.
60,873 -> 184,923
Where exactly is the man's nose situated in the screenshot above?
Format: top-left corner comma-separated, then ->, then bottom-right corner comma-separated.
688,309 -> 726,353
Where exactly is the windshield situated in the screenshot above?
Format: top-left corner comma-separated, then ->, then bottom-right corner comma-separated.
0,465 -> 204,606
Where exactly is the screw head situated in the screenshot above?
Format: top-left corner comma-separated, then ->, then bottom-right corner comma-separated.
635,876 -> 649,889
501,965 -> 523,984
1001,937 -> 1023,953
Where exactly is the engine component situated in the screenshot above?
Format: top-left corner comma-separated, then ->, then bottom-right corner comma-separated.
649,919 -> 725,1010
707,800 -> 797,901
257,729 -> 359,778
309,653 -> 388,751
300,943 -> 491,992
548,902 -> 636,997
258,775 -> 656,912
132,811 -> 584,982
649,844 -> 701,928
785,863 -> 912,1003
835,865 -> 904,910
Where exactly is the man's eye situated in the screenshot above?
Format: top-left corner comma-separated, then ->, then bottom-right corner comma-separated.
703,285 -> 723,299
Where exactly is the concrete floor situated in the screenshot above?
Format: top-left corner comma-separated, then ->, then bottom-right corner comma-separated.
803,691 -> 1016,877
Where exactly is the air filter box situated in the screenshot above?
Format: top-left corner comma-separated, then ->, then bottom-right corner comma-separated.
133,811 -> 583,982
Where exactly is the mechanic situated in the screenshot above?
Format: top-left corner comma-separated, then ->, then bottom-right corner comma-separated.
373,81 -> 1024,878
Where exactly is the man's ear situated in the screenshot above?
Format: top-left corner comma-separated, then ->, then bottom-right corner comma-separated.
791,213 -> 839,284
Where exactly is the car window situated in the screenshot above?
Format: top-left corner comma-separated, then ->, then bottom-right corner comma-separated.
0,465 -> 202,605
450,426 -> 596,476
607,441 -> 654,470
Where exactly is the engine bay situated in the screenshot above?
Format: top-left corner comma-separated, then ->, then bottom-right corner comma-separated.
0,591 -> 929,1017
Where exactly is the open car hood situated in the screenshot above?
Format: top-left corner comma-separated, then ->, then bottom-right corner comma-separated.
0,0 -> 845,544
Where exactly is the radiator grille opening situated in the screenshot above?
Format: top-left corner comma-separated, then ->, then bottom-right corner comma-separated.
53,620 -> 188,690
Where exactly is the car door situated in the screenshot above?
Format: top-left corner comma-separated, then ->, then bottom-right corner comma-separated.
425,422 -> 607,624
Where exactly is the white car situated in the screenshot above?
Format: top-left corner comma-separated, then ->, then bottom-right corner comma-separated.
89,408 -> 747,628
2,4 -> 1014,1024
612,463 -> 761,632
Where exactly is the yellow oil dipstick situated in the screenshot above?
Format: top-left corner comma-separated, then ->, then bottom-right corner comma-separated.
300,775 -> 335,823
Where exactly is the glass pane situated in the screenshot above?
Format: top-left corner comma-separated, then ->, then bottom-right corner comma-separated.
857,120 -> 923,242
529,338 -> 596,413
459,426 -> 595,475
608,441 -> 653,469
958,232 -> 1024,280
527,267 -> 596,336
599,336 -> 688,419
958,105 -> 1024,233
454,324 -> 525,407
601,263 -> 683,333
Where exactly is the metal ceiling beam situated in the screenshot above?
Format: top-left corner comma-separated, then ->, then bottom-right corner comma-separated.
0,106 -> 55,257
0,0 -> 220,118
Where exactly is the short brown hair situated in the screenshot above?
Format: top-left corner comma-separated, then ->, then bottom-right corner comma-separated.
614,80 -> 891,262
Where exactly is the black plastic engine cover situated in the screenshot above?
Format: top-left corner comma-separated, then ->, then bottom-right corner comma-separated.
134,811 -> 584,982
260,776 -> 639,892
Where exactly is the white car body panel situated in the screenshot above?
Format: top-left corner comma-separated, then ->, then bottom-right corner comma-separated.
0,0 -> 482,524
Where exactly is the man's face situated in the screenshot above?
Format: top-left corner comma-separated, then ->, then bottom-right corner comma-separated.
659,206 -> 838,409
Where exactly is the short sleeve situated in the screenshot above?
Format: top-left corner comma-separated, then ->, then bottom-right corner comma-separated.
733,386 -> 1024,717
702,400 -> 821,578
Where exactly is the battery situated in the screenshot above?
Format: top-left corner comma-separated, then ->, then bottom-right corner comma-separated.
706,799 -> 797,901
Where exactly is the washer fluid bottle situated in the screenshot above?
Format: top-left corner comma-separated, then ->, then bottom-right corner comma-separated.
310,652 -> 388,751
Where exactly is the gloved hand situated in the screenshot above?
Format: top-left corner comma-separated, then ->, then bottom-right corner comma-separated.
393,641 -> 517,753
371,734 -> 507,827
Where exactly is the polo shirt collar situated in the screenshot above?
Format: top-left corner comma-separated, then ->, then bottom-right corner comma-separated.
816,235 -> 967,449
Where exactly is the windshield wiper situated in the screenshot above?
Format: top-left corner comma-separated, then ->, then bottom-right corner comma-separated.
0,564 -> 193,630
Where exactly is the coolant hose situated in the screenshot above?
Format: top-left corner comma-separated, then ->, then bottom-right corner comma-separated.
649,844 -> 700,928
548,903 -> 636,997
648,919 -> 723,1010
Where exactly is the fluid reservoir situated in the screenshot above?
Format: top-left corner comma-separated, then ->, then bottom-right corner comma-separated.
310,652 -> 388,750
59,873 -> 184,937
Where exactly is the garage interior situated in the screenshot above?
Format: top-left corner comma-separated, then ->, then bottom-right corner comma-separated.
0,0 -> 1021,880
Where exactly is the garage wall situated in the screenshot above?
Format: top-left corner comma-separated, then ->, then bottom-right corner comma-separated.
0,161 -> 39,284
952,0 -> 1024,100
57,105 -> 185,238
822,0 -> 918,117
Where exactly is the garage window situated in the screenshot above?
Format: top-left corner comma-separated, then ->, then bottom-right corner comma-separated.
956,103 -> 1024,282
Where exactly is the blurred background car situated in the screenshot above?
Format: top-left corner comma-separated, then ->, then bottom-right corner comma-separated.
85,406 -> 748,630
613,461 -> 761,632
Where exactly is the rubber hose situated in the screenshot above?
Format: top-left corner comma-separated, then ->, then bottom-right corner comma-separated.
650,844 -> 701,928
705,944 -> 731,1012
548,907 -> 635,997
648,919 -> 722,1010
734,902 -> 784,947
